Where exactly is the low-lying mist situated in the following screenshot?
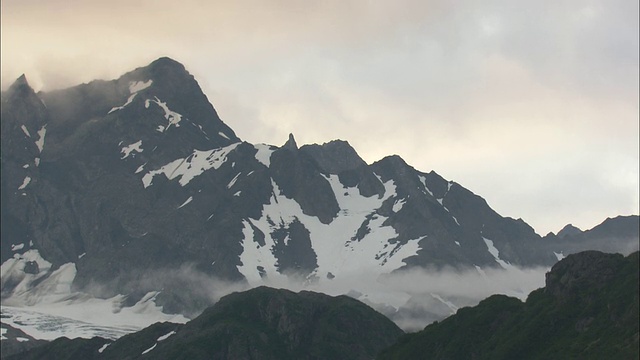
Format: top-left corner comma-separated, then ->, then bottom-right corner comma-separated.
2,252 -> 550,334
248,265 -> 550,332
102,263 -> 550,332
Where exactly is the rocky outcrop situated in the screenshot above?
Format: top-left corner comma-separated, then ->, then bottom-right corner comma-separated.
9,287 -> 404,360
378,251 -> 640,360
556,224 -> 582,239
0,324 -> 47,358
544,215 -> 640,257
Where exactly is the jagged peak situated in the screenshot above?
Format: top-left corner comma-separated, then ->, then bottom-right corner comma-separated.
556,224 -> 582,238
373,154 -> 411,169
8,74 -> 33,93
148,56 -> 187,71
3,74 -> 42,104
117,56 -> 191,87
283,133 -> 298,150
15,74 -> 28,85
300,139 -> 368,174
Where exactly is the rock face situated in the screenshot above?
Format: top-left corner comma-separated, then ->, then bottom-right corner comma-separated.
544,250 -> 626,301
556,224 -> 582,239
1,57 -> 638,316
0,324 -> 47,358
8,287 -> 404,360
544,215 -> 640,257
378,251 -> 640,360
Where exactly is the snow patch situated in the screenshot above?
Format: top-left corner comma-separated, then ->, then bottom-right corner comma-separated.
107,80 -> 152,114
238,219 -> 288,285
227,173 -> 241,189
135,163 -> 146,174
128,80 -> 153,93
121,140 -> 143,159
142,142 -> 240,188
238,175 -> 422,287
142,343 -> 157,355
98,343 -> 110,353
157,330 -> 176,341
35,126 -> 46,153
392,198 -> 406,213
218,131 -> 230,140
483,237 -> 512,269
0,270 -> 188,342
431,293 -> 458,314
11,243 -> 25,251
553,251 -> 564,261
148,97 -> 183,131
21,125 -> 31,137
253,144 -> 275,167
109,93 -> 137,114
418,175 -> 434,198
177,196 -> 193,209
18,176 -> 31,190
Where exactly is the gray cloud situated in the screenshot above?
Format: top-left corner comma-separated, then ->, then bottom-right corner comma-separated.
1,0 -> 637,234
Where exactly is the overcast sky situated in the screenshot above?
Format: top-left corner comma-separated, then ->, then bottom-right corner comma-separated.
2,0 -> 638,235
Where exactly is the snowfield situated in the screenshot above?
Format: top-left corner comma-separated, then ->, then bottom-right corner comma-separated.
1,251 -> 188,341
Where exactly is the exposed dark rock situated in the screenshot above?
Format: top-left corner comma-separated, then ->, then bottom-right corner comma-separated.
543,215 -> 639,257
300,140 -> 368,174
9,287 -> 404,360
544,251 -> 624,302
378,251 -> 640,360
2,57 -> 637,321
1,324 -> 48,358
300,140 -> 385,197
269,140 -> 340,224
556,224 -> 582,238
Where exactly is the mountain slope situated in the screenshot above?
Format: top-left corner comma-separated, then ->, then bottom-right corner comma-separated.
0,323 -> 47,358
378,251 -> 640,360
2,57 -> 637,322
544,215 -> 639,258
9,287 -> 404,360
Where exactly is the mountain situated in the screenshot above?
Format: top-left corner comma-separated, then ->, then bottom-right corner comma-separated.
378,251 -> 640,360
544,215 -> 639,259
0,324 -> 46,358
1,57 -> 638,325
8,286 -> 404,360
556,224 -> 582,239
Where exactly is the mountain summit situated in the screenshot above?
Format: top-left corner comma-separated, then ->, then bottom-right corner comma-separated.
1,58 -> 638,320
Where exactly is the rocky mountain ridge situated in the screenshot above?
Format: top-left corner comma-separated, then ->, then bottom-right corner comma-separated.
1,57 -> 638,318
378,250 -> 639,359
